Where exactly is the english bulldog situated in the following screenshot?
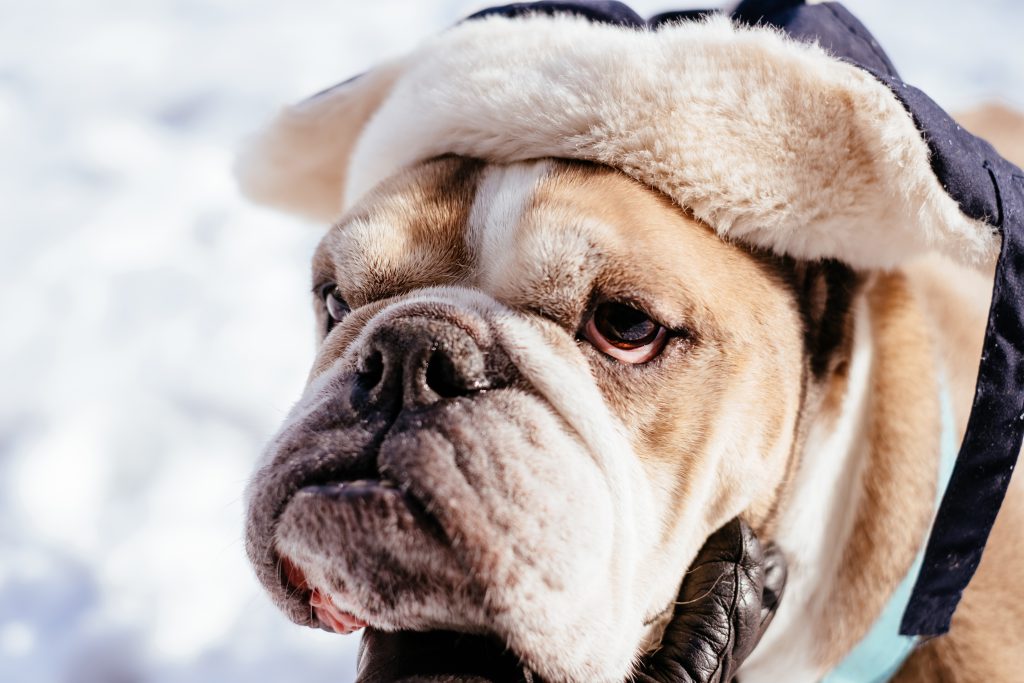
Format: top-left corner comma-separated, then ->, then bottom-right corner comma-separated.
238,9 -> 1024,683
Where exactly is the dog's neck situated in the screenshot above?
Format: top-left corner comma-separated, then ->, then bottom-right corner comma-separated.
742,272 -> 941,683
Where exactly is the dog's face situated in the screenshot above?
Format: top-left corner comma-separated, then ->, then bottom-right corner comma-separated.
245,156 -> 819,681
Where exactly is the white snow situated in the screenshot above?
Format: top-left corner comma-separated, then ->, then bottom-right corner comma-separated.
0,1 -> 1020,682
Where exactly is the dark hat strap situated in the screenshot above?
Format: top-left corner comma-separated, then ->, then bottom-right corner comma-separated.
901,168 -> 1024,636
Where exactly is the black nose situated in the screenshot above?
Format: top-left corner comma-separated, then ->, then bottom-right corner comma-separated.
354,316 -> 497,410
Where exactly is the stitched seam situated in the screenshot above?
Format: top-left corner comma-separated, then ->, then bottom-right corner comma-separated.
823,3 -> 896,77
983,160 -> 1005,227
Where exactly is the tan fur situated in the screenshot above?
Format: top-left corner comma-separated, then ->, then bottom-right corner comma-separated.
817,274 -> 940,667
317,156 -> 482,306
308,157 -> 483,377
527,163 -> 808,536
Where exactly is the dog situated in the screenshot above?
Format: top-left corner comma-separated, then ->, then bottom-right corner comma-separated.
238,11 -> 1024,683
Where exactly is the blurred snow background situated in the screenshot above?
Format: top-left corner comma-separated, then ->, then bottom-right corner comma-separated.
0,1 -> 1020,682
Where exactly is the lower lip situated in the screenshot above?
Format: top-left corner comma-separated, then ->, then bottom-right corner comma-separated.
278,476 -> 448,631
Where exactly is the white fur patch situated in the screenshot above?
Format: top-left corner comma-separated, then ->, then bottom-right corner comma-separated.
238,14 -> 999,271
467,160 -> 552,284
740,299 -> 875,683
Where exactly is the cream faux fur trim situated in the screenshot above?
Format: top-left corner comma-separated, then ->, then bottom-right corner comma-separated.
236,13 -> 999,270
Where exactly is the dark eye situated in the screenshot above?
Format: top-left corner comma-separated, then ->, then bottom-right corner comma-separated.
317,283 -> 351,332
583,302 -> 667,364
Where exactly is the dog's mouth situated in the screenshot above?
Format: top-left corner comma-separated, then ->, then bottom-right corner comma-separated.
278,551 -> 368,634
274,468 -> 455,633
278,538 -> 372,634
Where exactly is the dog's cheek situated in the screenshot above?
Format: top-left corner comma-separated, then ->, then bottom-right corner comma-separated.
472,318 -> 666,680
381,393 -> 642,681
383,393 -> 619,591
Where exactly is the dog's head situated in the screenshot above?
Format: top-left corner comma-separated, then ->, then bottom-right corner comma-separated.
239,13 -> 1000,683
245,155 -> 845,680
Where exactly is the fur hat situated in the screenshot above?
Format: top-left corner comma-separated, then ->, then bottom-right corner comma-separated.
236,12 -> 999,271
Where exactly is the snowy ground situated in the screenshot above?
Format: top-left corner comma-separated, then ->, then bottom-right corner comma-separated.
1,1 -> 1021,682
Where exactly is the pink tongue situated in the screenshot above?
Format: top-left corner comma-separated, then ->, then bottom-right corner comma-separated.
280,557 -> 367,635
311,588 -> 368,634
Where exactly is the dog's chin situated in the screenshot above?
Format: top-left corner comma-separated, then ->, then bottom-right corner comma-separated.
274,473 -> 487,633
250,384 -> 639,680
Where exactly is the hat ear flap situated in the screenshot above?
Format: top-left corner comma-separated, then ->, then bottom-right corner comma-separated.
234,58 -> 406,223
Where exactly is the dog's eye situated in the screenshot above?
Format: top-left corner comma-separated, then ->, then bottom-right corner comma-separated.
318,283 -> 351,332
583,302 -> 667,364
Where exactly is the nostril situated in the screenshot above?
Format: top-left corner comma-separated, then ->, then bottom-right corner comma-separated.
425,350 -> 471,399
357,350 -> 384,390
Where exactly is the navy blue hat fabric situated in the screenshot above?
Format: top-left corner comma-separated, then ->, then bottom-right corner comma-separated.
464,0 -> 1024,637
732,0 -> 899,77
466,1 -> 645,27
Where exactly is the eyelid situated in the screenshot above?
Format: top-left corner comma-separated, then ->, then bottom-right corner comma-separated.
583,316 -> 667,364
580,294 -> 670,334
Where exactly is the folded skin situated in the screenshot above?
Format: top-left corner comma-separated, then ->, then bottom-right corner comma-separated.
354,518 -> 786,683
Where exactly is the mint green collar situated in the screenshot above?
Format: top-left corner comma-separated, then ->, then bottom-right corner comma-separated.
821,383 -> 958,683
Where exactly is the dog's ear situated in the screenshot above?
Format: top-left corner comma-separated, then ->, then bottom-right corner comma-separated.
234,58 -> 407,224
